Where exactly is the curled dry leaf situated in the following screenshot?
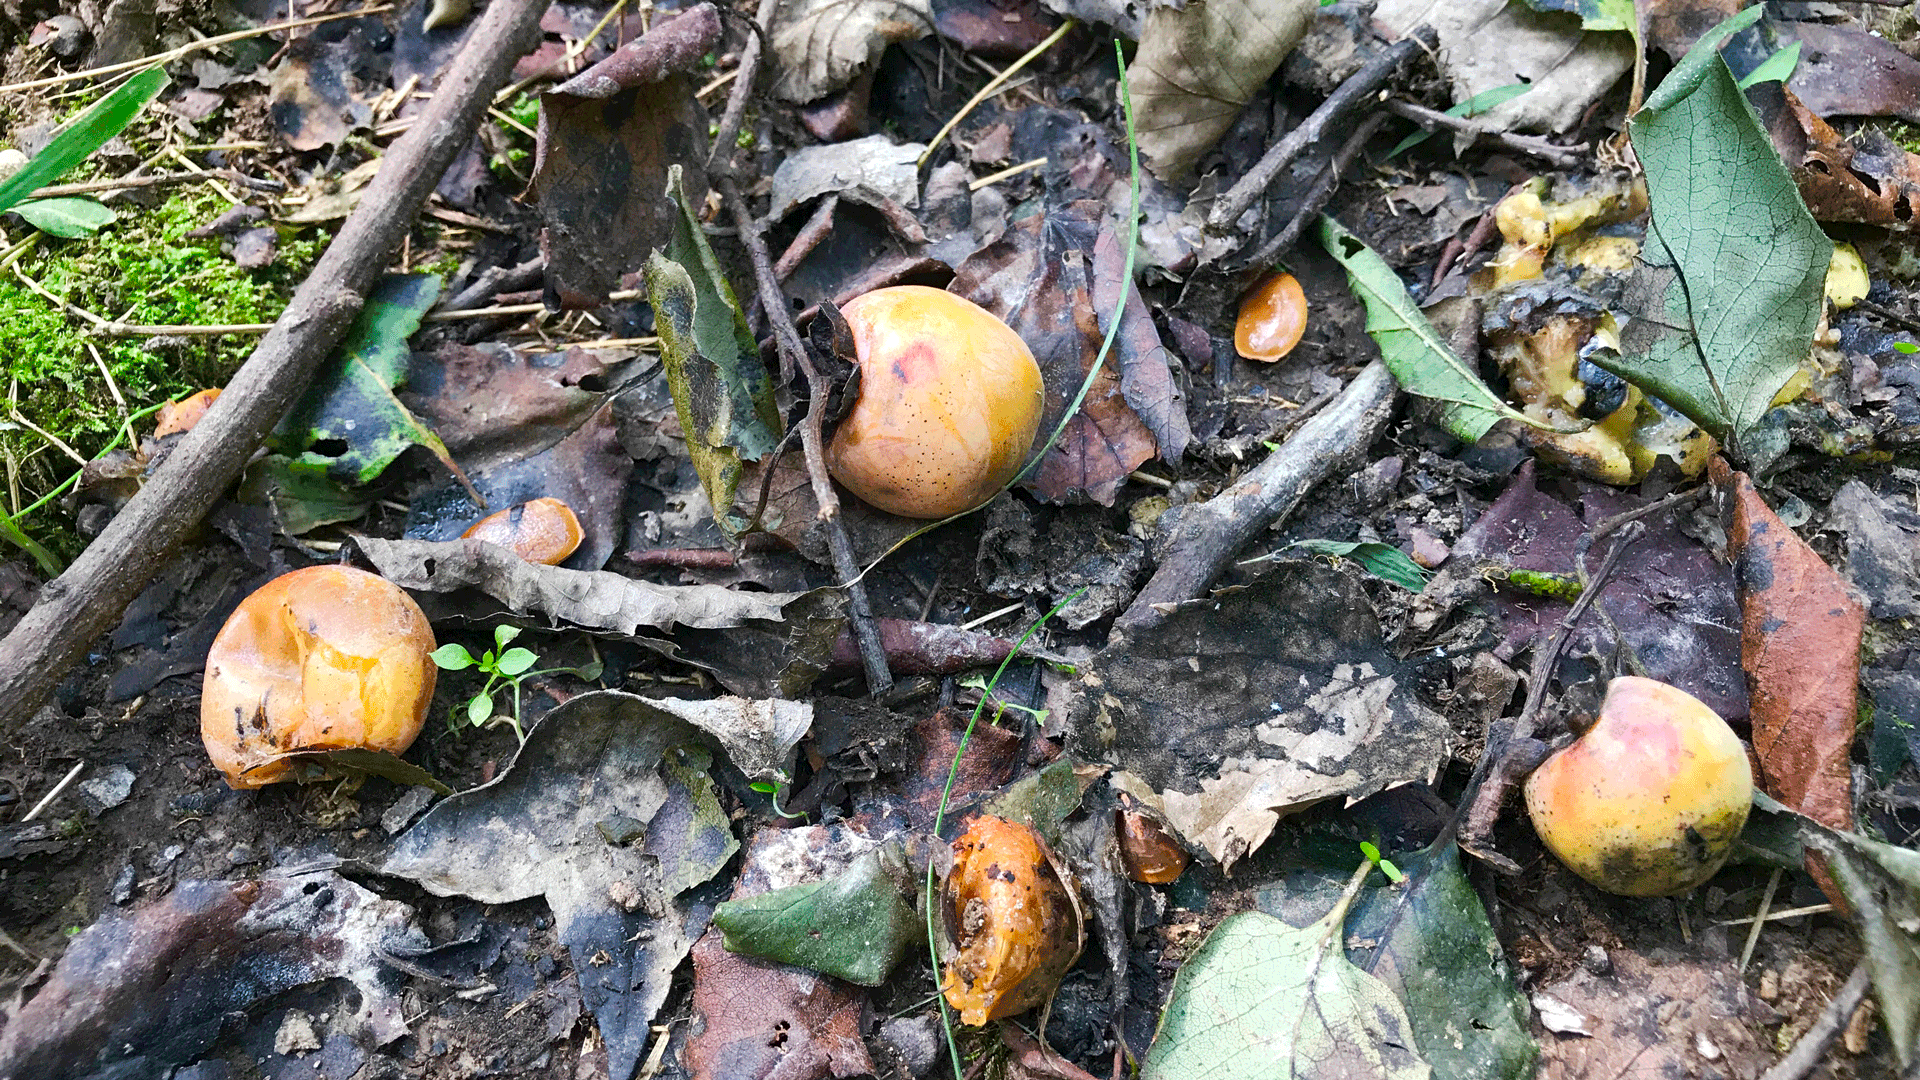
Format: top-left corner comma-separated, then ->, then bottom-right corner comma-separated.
941,815 -> 1084,1025
770,0 -> 933,103
1773,90 -> 1920,231
1714,459 -> 1861,836
1127,0 -> 1313,182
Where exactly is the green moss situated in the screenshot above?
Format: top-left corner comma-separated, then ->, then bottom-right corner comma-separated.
1874,120 -> 1920,156
0,188 -> 322,539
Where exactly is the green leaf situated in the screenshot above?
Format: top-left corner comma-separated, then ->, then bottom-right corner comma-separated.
1606,5 -> 1829,460
468,692 -> 496,725
237,453 -> 374,535
1321,217 -> 1531,443
1896,341 -> 1920,355
1144,872 -> 1432,1080
495,623 -> 522,650
1289,539 -> 1430,592
711,846 -> 920,986
644,165 -> 782,537
1738,41 -> 1802,90
1388,83 -> 1531,158
496,647 -> 538,676
11,196 -> 116,237
274,274 -> 473,488
0,67 -> 168,216
431,643 -> 477,671
1513,0 -> 1634,33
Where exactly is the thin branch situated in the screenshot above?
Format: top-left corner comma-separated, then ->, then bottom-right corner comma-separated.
1381,99 -> 1586,168
25,170 -> 285,199
918,19 -> 1074,168
1242,111 -> 1389,269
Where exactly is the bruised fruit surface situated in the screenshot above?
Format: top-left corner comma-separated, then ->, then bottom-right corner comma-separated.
1524,676 -> 1752,897
461,497 -> 584,565
1117,807 -> 1189,883
1233,272 -> 1307,361
941,815 -> 1082,1025
201,565 -> 437,789
154,388 -> 222,438
826,286 -> 1044,519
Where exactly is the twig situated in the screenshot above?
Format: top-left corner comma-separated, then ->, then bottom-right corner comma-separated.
1757,960 -> 1871,1080
1242,111 -> 1389,270
0,0 -> 551,731
1381,99 -> 1586,167
1739,868 -> 1782,973
0,6 -> 395,95
919,19 -> 1074,168
969,156 -> 1047,191
1113,360 -> 1399,633
1208,26 -> 1436,232
21,761 -> 85,822
706,0 -> 892,694
25,170 -> 285,199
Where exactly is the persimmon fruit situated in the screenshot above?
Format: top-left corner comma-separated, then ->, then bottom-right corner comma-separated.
941,815 -> 1082,1025
154,388 -> 222,438
200,565 -> 437,789
1524,676 -> 1752,897
1234,272 -> 1307,362
461,497 -> 583,565
825,286 -> 1044,519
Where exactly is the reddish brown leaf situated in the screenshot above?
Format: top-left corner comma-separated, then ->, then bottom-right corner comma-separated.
1713,458 -> 1860,836
686,932 -> 873,1080
1771,89 -> 1920,230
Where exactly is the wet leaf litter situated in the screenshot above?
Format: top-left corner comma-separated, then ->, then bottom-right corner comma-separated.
0,1 -> 1916,1079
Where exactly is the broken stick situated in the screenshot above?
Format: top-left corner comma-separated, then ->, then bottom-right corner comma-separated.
0,0 -> 551,731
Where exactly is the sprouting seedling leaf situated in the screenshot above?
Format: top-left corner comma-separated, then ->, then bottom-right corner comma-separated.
1602,4 -> 1830,462
1359,841 -> 1405,884
1321,217 -> 1541,443
645,164 -> 783,537
1388,83 -> 1531,159
273,274 -> 477,498
1738,41 -> 1802,90
1142,859 -> 1432,1079
1897,341 -> 1920,355
1285,539 -> 1429,592
0,67 -> 168,217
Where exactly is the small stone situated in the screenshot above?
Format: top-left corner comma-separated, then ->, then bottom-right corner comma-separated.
1758,969 -> 1780,1001
274,1010 -> 322,1056
381,786 -> 435,835
227,843 -> 257,866
597,815 -> 646,846
606,879 -> 643,913
876,1015 -> 939,1077
1408,528 -> 1450,569
109,863 -> 135,905
79,764 -> 135,811
1694,1031 -> 1721,1061
1581,945 -> 1611,976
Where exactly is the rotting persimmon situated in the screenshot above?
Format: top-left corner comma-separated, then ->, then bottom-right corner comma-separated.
825,286 -> 1044,519
1233,272 -> 1307,362
154,388 -> 222,438
200,565 -> 437,789
1524,676 -> 1752,897
1117,807 -> 1189,884
461,497 -> 584,565
941,815 -> 1083,1025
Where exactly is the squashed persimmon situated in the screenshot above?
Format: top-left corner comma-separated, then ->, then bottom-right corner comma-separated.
1524,676 -> 1752,897
200,565 -> 437,789
461,497 -> 583,565
825,286 -> 1044,519
154,388 -> 222,438
941,815 -> 1082,1025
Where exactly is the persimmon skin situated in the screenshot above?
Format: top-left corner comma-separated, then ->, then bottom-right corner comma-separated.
942,816 -> 1081,1025
1117,808 -> 1189,884
1234,272 -> 1307,361
200,565 -> 437,789
1524,677 -> 1752,897
826,286 -> 1044,519
154,388 -> 222,438
461,497 -> 584,565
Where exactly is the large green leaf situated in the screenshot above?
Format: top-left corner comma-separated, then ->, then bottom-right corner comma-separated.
0,67 -> 168,216
1604,5 -> 1829,460
710,846 -> 918,986
273,274 -> 469,489
1144,865 -> 1431,1080
1321,217 -> 1531,443
12,196 -> 115,238
1514,0 -> 1633,33
644,165 -> 782,537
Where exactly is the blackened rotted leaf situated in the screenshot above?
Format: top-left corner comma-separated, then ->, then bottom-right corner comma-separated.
530,3 -> 721,307
266,18 -> 380,151
383,692 -> 750,1080
0,874 -> 423,1079
647,164 -> 785,537
951,198 -> 1174,505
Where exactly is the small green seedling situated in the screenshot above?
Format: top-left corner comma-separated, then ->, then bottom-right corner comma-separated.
749,775 -> 807,820
1359,841 -> 1405,884
430,625 -> 602,744
1895,341 -> 1919,355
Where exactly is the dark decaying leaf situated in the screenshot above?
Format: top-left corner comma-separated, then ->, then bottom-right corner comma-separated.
1779,20 -> 1920,125
686,932 -> 874,1080
530,3 -> 720,307
0,874 -> 423,1079
1609,7 -> 1831,459
648,165 -> 785,536
768,0 -> 932,103
734,451 -> 923,563
1065,561 -> 1450,872
951,199 -> 1175,505
977,498 -> 1147,630
266,19 -> 382,151
384,692 -> 747,1080
237,453 -> 374,536
711,844 -> 918,986
1715,460 -> 1861,838
401,344 -> 636,570
273,274 -> 473,493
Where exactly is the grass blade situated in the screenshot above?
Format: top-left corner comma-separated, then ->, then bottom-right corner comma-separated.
0,67 -> 169,217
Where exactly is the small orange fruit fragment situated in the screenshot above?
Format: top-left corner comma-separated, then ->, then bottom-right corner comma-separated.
1117,807 -> 1189,884
1234,272 -> 1307,362
461,497 -> 584,565
154,388 -> 222,438
200,565 -> 437,789
941,815 -> 1082,1025
1524,676 -> 1753,897
826,286 -> 1045,519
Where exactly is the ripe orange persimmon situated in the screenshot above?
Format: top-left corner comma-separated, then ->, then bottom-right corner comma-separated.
1234,272 -> 1307,362
461,497 -> 584,565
